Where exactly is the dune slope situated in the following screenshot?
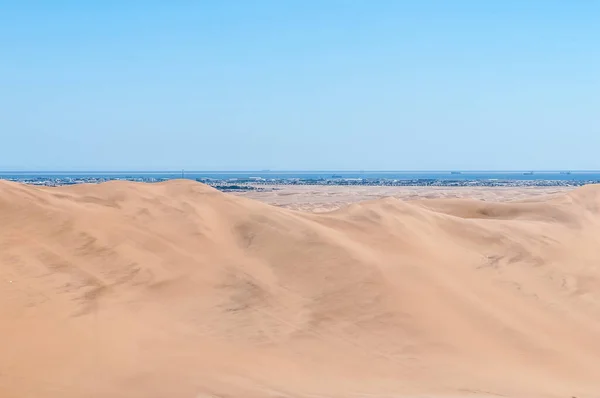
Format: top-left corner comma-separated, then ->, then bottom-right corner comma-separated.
2,180 -> 600,397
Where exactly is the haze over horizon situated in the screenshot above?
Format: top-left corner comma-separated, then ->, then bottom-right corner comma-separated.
1,168 -> 599,173
2,1 -> 599,170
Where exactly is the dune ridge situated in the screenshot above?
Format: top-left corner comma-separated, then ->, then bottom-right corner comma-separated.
2,179 -> 600,397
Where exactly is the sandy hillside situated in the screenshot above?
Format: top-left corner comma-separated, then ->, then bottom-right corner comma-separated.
2,180 -> 600,398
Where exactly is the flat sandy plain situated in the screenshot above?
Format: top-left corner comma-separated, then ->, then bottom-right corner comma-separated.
236,185 -> 573,212
3,180 -> 600,398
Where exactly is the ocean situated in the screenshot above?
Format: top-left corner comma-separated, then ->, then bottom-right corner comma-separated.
2,171 -> 600,181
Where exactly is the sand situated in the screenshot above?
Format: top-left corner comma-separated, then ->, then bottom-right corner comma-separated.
236,185 -> 573,212
1,179 -> 600,398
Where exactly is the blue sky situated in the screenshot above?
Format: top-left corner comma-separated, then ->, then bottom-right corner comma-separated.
1,0 -> 598,170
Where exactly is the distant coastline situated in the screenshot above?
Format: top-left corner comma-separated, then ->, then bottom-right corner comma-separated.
0,170 -> 596,174
2,170 -> 599,190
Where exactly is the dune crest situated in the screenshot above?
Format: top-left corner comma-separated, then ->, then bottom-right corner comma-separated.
2,180 -> 600,398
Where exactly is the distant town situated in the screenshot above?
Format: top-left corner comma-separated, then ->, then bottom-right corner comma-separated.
2,174 -> 599,192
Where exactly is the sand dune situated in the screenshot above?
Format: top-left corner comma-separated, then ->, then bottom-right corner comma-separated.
2,180 -> 600,397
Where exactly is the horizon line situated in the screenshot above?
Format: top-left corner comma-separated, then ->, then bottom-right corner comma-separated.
1,169 -> 599,174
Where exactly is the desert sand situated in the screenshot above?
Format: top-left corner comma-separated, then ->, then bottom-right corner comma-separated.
236,185 -> 573,212
2,179 -> 600,398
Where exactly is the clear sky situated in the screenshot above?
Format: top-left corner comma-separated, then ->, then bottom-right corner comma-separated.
1,0 -> 598,171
